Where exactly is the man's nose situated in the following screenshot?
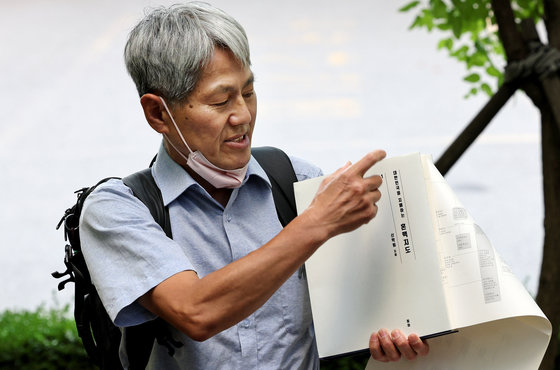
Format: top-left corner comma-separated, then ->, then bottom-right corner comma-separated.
229,95 -> 252,125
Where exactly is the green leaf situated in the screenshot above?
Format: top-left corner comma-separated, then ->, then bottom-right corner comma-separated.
467,51 -> 487,68
486,65 -> 502,77
421,9 -> 435,31
481,82 -> 493,96
399,1 -> 420,12
409,15 -> 422,30
464,87 -> 478,99
498,73 -> 505,86
470,1 -> 491,19
464,73 -> 480,82
437,38 -> 454,50
436,22 -> 452,31
450,15 -> 463,38
450,45 -> 469,61
431,0 -> 448,18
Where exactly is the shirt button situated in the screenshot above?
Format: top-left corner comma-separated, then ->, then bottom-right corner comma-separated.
241,319 -> 250,328
226,214 -> 232,222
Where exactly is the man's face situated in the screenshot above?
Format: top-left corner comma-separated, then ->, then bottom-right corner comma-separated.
166,47 -> 256,170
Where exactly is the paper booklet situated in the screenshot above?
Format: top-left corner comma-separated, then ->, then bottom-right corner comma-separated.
294,152 -> 551,370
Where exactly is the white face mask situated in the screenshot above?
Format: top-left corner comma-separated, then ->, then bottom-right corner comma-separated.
160,97 -> 248,189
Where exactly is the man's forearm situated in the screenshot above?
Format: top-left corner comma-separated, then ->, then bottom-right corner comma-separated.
138,211 -> 326,341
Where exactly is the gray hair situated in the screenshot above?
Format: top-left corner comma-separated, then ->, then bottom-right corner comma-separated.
124,2 -> 251,103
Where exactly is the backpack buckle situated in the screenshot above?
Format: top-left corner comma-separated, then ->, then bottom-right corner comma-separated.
51,244 -> 76,291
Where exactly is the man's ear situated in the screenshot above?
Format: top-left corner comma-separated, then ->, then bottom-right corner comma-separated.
140,93 -> 170,134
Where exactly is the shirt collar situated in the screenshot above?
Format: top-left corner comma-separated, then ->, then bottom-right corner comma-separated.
152,141 -> 271,206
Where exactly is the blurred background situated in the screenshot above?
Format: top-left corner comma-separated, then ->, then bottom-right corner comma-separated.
0,0 -> 542,312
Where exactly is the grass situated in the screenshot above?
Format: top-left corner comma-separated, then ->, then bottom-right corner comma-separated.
0,305 -> 94,370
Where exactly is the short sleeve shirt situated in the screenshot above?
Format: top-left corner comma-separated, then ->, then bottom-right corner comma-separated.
80,143 -> 323,369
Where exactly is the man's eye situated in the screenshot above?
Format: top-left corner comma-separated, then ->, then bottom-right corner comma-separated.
243,91 -> 254,98
213,100 -> 228,107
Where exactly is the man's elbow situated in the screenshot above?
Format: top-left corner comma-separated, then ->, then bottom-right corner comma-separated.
172,309 -> 220,342
183,324 -> 214,342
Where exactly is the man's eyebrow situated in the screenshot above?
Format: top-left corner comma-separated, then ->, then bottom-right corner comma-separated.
244,73 -> 255,88
212,73 -> 255,93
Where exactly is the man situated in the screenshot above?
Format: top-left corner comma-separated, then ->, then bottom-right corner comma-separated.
80,2 -> 429,368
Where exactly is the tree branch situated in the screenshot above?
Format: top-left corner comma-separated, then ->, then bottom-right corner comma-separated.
491,0 -> 528,60
544,0 -> 560,48
435,82 -> 518,175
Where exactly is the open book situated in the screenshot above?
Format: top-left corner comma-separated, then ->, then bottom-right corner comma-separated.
294,153 -> 551,369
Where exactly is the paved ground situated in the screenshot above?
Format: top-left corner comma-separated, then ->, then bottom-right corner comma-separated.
0,0 -> 543,310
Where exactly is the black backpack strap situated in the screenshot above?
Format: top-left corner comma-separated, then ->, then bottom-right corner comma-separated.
251,146 -> 298,226
122,168 -> 172,238
122,169 -> 181,369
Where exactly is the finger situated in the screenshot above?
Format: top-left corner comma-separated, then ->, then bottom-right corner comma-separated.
369,332 -> 389,362
364,174 -> 383,192
364,190 -> 381,213
392,329 -> 417,360
363,177 -> 382,205
378,328 -> 401,362
373,188 -> 382,202
347,150 -> 386,178
408,333 -> 429,356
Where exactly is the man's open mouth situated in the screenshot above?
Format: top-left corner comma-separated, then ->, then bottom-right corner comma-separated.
227,134 -> 246,143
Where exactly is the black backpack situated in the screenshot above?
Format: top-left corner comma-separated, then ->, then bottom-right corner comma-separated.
52,146 -> 298,369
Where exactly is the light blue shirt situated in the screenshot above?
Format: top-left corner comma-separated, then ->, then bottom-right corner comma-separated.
80,144 -> 322,369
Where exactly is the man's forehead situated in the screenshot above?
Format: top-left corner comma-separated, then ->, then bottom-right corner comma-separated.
200,71 -> 254,94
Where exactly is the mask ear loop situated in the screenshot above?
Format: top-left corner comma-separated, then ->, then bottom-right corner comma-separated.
163,132 -> 190,163
159,97 -> 195,160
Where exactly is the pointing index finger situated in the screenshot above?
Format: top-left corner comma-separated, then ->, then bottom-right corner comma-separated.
347,150 -> 387,177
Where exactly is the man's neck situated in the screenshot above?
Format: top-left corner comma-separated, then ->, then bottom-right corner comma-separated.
164,141 -> 233,207
184,162 -> 233,208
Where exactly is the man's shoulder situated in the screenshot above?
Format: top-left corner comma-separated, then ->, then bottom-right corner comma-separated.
288,155 -> 323,182
80,178 -> 145,222
84,178 -> 129,203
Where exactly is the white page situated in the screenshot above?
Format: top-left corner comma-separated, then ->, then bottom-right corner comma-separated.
294,153 -> 450,358
365,158 -> 552,370
422,157 -> 548,328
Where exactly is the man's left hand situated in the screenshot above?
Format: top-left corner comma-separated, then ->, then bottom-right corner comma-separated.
369,329 -> 429,362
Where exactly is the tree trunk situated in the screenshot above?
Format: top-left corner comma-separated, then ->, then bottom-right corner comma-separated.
491,0 -> 560,369
538,107 -> 560,370
537,2 -> 560,369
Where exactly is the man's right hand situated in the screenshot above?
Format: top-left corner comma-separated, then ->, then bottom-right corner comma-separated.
301,150 -> 386,241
